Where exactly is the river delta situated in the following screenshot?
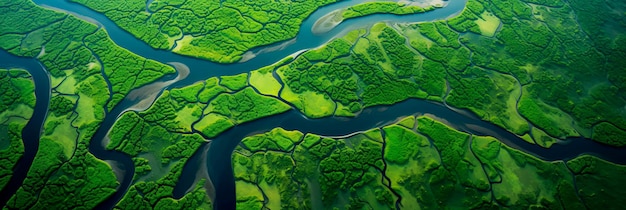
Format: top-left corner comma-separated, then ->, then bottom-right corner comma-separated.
0,0 -> 625,209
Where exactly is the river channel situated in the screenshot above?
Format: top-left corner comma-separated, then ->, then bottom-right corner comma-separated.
2,0 -> 625,209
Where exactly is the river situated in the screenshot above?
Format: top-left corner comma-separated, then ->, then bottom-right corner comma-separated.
2,0 -> 625,209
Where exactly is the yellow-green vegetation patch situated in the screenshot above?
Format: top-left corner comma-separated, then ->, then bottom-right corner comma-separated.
520,133 -> 535,144
475,11 -> 500,37
235,181 -> 264,209
249,67 -> 282,97
55,72 -> 78,94
303,39 -> 352,62
398,116 -> 416,129
173,103 -> 204,132
74,75 -> 109,127
172,35 -> 194,53
207,87 -> 291,124
169,82 -> 204,103
198,78 -> 229,103
518,93 -> 579,138
220,73 -> 248,91
74,93 -> 98,127
363,128 -> 384,143
0,104 -> 33,123
280,84 -> 336,118
342,28 -> 367,44
530,127 -> 557,148
43,116 -> 78,159
300,134 -> 321,149
241,128 -> 303,152
193,113 -> 234,138
489,73 -> 529,135
334,102 -> 356,117
259,180 -> 282,209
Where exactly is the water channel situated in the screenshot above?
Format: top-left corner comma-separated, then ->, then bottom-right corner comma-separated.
2,0 -> 625,209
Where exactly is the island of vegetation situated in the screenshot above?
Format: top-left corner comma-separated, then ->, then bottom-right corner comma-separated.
69,0 -> 342,63
313,1 -> 437,34
233,116 -> 626,209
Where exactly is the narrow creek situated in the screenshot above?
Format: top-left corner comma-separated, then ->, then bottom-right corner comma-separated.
4,0 -> 625,209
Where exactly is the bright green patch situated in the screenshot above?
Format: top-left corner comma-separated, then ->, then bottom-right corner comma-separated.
249,67 -> 282,97
193,113 -> 234,138
475,11 -> 501,37
220,73 -> 248,91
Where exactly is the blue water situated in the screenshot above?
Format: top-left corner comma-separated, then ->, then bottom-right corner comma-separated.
2,0 -> 624,209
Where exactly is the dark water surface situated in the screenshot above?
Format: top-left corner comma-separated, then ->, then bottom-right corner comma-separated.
3,0 -> 624,209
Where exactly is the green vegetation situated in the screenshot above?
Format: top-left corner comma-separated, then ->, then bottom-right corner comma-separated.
205,87 -> 291,124
567,155 -> 626,209
0,0 -> 174,208
3,0 -> 626,208
117,162 -> 212,210
219,73 -> 248,91
107,89 -> 212,209
383,124 -> 423,164
342,2 -> 435,20
248,66 -> 282,97
70,0 -> 341,63
0,69 -> 34,191
233,128 -> 392,209
277,24 -> 431,118
234,116 -> 625,209
592,122 -> 626,147
104,68 -> 295,208
462,0 -> 626,145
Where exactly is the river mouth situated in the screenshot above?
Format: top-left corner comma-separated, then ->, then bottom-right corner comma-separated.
6,0 -> 625,209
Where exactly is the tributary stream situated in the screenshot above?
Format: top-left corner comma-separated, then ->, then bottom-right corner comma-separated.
1,0 -> 625,209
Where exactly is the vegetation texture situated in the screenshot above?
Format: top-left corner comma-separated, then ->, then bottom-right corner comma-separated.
0,0 -> 173,208
0,69 -> 35,191
233,116 -> 626,209
70,0 -> 340,63
342,2 -> 436,20
1,0 -> 625,209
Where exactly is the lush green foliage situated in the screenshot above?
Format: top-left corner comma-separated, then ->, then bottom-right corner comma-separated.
0,69 -> 34,191
567,155 -> 626,209
383,125 -> 423,164
234,128 -> 392,209
342,2 -> 435,20
117,162 -> 212,210
0,0 -> 174,208
206,87 -> 291,124
70,0 -> 340,63
3,0 -> 626,208
277,24 -> 433,118
233,116 -> 622,209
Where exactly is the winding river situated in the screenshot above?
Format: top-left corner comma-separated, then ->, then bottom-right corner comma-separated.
0,51 -> 50,205
1,0 -> 625,209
